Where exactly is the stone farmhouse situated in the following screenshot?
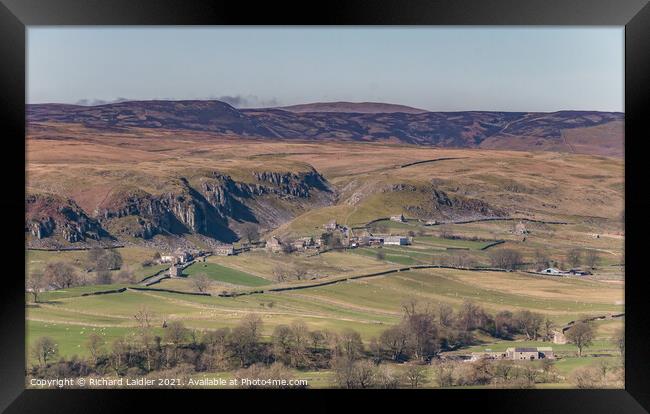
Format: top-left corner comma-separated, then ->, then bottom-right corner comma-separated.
214,245 -> 235,256
390,214 -> 406,223
324,219 -> 338,231
469,346 -> 554,361
160,249 -> 193,265
292,236 -> 317,251
507,347 -> 554,360
266,236 -> 283,253
552,330 -> 568,344
169,264 -> 183,277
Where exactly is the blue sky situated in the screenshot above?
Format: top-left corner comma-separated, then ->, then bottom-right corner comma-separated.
27,27 -> 623,112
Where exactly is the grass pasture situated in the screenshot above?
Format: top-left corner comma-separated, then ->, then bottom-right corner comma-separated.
183,262 -> 270,287
25,136 -> 624,387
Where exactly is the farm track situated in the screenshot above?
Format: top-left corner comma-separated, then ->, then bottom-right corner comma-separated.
399,157 -> 468,169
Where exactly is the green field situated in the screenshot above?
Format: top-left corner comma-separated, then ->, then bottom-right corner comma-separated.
182,262 -> 271,286
27,264 -> 623,365
27,320 -> 158,361
414,235 -> 494,250
25,219 -> 624,387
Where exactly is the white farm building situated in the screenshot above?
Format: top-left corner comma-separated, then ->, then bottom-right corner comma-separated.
383,236 -> 411,246
540,267 -> 569,276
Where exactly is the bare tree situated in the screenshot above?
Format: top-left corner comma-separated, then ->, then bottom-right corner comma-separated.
241,223 -> 260,244
376,249 -> 386,261
534,249 -> 551,271
44,262 -> 79,289
26,272 -> 45,303
117,268 -> 135,284
565,321 -> 595,357
96,270 -> 112,285
571,366 -> 601,388
272,265 -> 290,282
543,318 -> 556,341
134,306 -> 154,329
567,248 -> 583,269
164,320 -> 188,365
404,363 -> 428,388
332,359 -> 376,389
241,314 -> 263,339
87,247 -> 104,268
229,315 -> 263,367
433,360 -> 455,387
192,273 -> 212,292
336,329 -> 364,362
281,239 -> 296,255
447,252 -> 473,268
165,320 -> 188,346
109,337 -> 129,375
438,303 -> 454,327
89,248 -> 124,271
488,249 -> 522,270
100,249 -> 123,271
457,300 -> 483,331
31,336 -> 58,367
378,325 -> 409,361
584,250 -> 600,270
514,310 -> 544,340
375,365 -> 400,389
292,267 -> 308,281
86,333 -> 105,365
309,330 -> 326,350
614,328 -> 624,357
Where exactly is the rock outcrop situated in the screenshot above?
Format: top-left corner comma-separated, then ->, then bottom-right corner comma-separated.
27,168 -> 335,245
26,194 -> 104,242
384,183 -> 505,220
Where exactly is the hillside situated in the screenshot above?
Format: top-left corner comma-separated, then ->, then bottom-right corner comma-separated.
25,121 -> 624,249
27,100 -> 624,156
26,103 -> 625,390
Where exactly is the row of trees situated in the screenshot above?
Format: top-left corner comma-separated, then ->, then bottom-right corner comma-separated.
87,248 -> 123,271
26,261 -> 134,303
27,248 -> 125,301
271,264 -> 309,282
424,247 -> 601,272
29,298 -> 604,377
29,295 -> 618,388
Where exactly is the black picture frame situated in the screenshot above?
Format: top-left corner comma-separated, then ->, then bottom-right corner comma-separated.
1,0 -> 648,412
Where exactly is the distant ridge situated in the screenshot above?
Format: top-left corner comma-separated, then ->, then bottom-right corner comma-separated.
27,99 -> 624,157
275,101 -> 429,114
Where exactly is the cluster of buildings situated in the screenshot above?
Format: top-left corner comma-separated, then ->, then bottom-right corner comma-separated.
213,244 -> 252,256
158,249 -> 206,277
469,346 -> 555,362
539,267 -> 592,276
351,235 -> 411,247
390,214 -> 406,223
159,249 -> 195,265
266,236 -> 319,253
263,217 -> 414,254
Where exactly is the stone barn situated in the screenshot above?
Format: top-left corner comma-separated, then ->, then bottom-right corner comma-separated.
506,347 -> 542,360
266,236 -> 283,253
169,264 -> 183,277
